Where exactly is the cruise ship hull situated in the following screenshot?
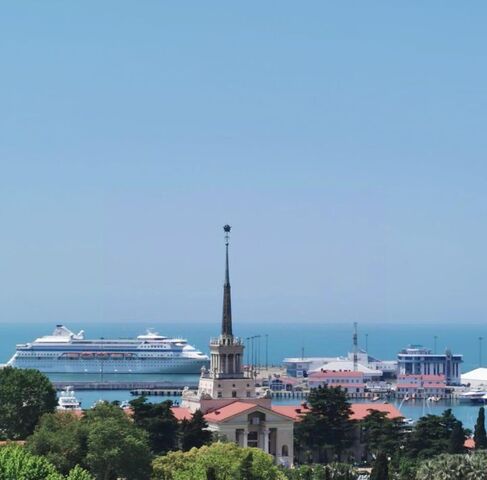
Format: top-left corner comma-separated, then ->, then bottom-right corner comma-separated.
9,356 -> 208,374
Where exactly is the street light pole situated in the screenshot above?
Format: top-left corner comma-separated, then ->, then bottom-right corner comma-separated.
480,336 -> 484,368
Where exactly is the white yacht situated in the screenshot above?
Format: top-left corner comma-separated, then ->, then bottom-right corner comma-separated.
57,386 -> 82,411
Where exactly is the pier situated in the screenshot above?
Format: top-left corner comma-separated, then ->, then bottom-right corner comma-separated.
52,380 -> 197,391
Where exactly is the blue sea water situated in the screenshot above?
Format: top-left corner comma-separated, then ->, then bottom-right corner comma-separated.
0,321 -> 485,429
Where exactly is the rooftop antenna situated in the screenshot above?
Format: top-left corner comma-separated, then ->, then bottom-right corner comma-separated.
365,333 -> 369,353
353,322 -> 358,372
301,346 -> 305,360
434,335 -> 438,354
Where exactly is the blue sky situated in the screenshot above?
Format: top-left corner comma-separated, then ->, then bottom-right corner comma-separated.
1,2 -> 487,325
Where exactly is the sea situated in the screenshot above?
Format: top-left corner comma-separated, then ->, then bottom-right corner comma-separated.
1,321 -> 485,430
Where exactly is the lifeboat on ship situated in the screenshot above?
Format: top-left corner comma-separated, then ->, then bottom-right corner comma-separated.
65,353 -> 80,359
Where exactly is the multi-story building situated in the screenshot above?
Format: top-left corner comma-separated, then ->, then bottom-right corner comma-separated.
396,374 -> 447,399
397,346 -> 462,385
307,370 -> 365,398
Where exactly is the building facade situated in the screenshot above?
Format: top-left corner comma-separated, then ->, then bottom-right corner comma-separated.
307,370 -> 365,398
396,374 -> 447,399
397,346 -> 462,385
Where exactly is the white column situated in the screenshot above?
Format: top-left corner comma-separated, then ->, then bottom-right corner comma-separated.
243,429 -> 248,448
263,429 -> 269,453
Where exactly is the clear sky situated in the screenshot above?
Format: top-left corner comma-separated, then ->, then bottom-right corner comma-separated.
1,2 -> 487,326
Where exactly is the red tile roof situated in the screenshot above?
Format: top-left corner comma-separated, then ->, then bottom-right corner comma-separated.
465,438 -> 475,449
272,403 -> 402,422
271,405 -> 310,420
349,403 -> 403,421
204,402 -> 258,423
172,407 -> 192,421
309,371 -> 364,378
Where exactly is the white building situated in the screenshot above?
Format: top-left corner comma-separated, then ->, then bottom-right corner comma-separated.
397,346 -> 462,385
461,368 -> 487,388
283,350 -> 397,379
308,370 -> 365,398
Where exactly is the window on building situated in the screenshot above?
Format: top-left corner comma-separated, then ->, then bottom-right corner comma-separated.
282,445 -> 289,457
232,391 -> 237,398
247,431 -> 258,448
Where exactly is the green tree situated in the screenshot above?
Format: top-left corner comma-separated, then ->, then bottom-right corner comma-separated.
27,412 -> 86,474
83,402 -> 152,480
180,409 -> 212,451
130,397 -> 179,454
474,407 -> 487,450
370,451 -> 388,480
448,422 -> 465,454
0,367 -> 57,439
295,386 -> 353,463
152,442 -> 286,480
361,410 -> 404,458
65,466 -> 95,480
404,410 -> 466,460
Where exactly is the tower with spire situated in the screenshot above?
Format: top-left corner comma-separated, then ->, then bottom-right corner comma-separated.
184,225 -> 257,409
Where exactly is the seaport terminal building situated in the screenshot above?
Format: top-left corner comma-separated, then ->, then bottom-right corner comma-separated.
397,346 -> 462,385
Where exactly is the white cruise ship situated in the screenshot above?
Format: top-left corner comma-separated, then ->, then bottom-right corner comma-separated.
7,325 -> 209,374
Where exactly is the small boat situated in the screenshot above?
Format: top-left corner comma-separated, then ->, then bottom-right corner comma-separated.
57,386 -> 81,411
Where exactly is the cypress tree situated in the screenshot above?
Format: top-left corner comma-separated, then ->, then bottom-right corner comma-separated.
180,409 -> 212,451
239,451 -> 253,480
474,407 -> 487,449
370,451 -> 388,480
448,422 -> 465,454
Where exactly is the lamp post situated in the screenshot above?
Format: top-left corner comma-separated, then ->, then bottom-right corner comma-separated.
479,336 -> 483,368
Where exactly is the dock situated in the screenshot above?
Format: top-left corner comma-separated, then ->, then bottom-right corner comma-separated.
52,380 -> 197,391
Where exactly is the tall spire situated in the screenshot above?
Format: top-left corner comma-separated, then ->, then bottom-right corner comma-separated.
221,224 -> 233,336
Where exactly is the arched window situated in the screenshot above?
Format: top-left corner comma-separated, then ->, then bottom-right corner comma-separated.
281,445 -> 289,457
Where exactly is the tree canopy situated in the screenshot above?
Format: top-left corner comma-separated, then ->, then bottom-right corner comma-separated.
404,410 -> 467,460
0,367 -> 57,440
27,412 -> 86,474
28,402 -> 152,480
130,397 -> 179,455
295,386 -> 354,463
180,409 -> 212,451
0,445 -> 93,480
360,410 -> 404,458
152,442 -> 286,480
